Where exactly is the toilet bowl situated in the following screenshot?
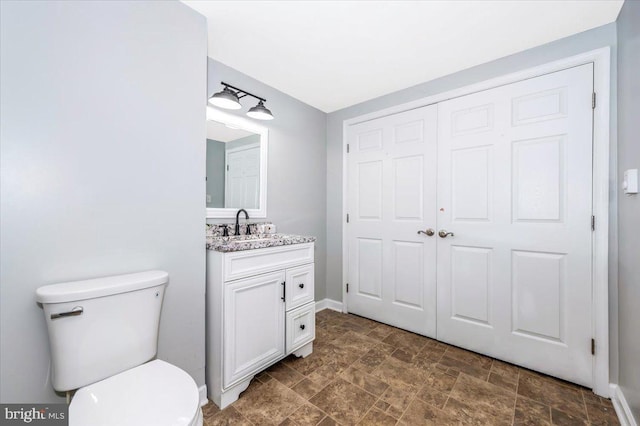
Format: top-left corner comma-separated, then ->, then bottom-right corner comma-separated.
36,270 -> 203,426
70,360 -> 201,426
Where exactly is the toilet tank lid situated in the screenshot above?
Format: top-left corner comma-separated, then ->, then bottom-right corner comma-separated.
36,270 -> 169,304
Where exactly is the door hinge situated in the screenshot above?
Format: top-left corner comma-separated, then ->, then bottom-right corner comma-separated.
592,92 -> 596,109
346,213 -> 350,223
591,215 -> 595,231
591,338 -> 595,355
347,144 -> 350,153
346,283 -> 349,293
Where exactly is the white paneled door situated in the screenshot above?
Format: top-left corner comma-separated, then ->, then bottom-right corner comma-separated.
347,105 -> 438,337
347,64 -> 594,386
436,64 -> 594,386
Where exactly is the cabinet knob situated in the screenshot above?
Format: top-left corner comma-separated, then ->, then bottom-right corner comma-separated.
299,283 -> 304,288
300,324 -> 306,330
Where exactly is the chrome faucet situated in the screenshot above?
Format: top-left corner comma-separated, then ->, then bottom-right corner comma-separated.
234,209 -> 250,236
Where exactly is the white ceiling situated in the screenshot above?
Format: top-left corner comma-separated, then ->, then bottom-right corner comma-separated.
183,0 -> 623,113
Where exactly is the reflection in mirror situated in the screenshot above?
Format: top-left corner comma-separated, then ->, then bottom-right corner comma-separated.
206,107 -> 268,219
206,121 -> 260,209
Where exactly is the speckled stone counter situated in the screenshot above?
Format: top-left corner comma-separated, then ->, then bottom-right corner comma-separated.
206,233 -> 316,252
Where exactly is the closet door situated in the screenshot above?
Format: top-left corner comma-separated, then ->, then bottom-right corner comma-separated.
436,64 -> 594,386
346,105 -> 438,337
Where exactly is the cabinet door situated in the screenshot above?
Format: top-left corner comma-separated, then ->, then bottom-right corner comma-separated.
224,271 -> 285,388
285,264 -> 314,310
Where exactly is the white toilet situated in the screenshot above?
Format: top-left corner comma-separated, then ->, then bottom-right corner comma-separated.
36,270 -> 203,426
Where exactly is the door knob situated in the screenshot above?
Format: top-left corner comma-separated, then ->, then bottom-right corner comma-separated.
438,230 -> 455,238
417,228 -> 435,237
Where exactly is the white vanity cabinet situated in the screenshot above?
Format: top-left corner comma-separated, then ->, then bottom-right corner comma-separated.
206,242 -> 315,409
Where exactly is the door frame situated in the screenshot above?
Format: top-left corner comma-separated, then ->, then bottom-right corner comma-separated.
341,47 -> 611,396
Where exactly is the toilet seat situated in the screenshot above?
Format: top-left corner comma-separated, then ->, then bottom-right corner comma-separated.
70,360 -> 202,426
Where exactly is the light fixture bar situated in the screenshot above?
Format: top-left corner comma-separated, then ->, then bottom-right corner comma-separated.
220,82 -> 266,103
209,82 -> 274,120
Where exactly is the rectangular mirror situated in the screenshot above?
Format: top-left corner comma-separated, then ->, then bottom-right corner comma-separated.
206,107 -> 268,218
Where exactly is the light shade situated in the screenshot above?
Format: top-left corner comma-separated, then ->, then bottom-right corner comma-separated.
246,101 -> 274,120
208,87 -> 242,110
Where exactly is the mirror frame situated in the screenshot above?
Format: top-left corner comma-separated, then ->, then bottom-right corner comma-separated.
206,106 -> 268,219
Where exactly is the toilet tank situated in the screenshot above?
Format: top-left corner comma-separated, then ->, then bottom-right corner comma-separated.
35,270 -> 169,392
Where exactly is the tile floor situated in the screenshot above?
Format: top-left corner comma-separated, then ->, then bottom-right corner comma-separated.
203,309 -> 619,425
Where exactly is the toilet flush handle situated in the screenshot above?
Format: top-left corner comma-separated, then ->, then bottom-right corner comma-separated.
50,306 -> 83,320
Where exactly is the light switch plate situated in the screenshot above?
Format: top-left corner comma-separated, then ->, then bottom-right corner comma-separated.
623,169 -> 638,194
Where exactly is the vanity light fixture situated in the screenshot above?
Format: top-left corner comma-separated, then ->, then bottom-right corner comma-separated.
209,82 -> 274,120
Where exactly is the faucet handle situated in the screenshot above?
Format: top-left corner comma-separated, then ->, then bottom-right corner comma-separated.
221,225 -> 229,237
246,224 -> 252,235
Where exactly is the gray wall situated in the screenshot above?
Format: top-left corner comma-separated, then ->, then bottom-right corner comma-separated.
326,23 -> 619,379
0,0 -> 207,403
616,0 -> 640,419
206,139 -> 226,208
207,59 -> 328,301
227,134 -> 261,151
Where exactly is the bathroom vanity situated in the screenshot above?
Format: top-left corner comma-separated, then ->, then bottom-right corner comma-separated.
205,231 -> 316,409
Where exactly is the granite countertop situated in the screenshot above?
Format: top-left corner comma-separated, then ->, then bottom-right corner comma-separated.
206,233 -> 316,252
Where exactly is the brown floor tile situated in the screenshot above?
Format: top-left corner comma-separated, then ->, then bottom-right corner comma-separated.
309,378 -> 378,425
582,391 -> 612,407
233,379 -> 306,425
424,369 -> 458,393
445,396 -> 512,425
382,329 -> 428,354
371,355 -> 429,389
585,401 -> 620,425
358,408 -> 398,425
284,352 -> 327,376
205,406 -> 253,426
267,362 -> 306,387
291,378 -> 326,400
488,371 -> 519,393
399,398 -> 459,425
202,401 -> 221,418
375,400 -> 391,411
353,347 -> 390,373
207,311 -> 623,426
340,366 -> 389,396
439,354 -> 491,381
368,325 -> 395,341
379,384 -> 419,417
492,359 -> 520,381
517,372 -> 587,420
551,408 -> 589,425
447,373 -> 516,423
415,385 -> 449,409
317,416 -> 338,426
444,345 -> 493,370
391,348 -> 415,363
514,396 -> 551,426
286,403 -> 326,426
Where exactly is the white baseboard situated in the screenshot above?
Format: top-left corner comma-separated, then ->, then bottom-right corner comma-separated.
315,298 -> 344,312
199,384 -> 208,407
610,384 -> 638,426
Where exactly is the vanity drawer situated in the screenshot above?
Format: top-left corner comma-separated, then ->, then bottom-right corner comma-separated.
285,264 -> 314,310
223,243 -> 314,282
286,302 -> 315,353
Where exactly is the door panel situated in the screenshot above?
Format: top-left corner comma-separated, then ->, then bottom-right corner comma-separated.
437,63 -> 593,386
345,64 -> 593,387
347,105 -> 438,337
